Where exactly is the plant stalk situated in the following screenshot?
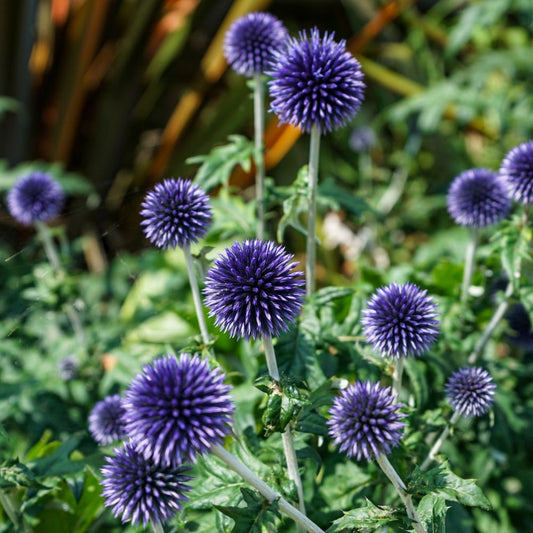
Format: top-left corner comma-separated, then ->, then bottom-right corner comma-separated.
183,245 -> 210,346
392,358 -> 404,398
254,74 -> 266,240
212,445 -> 323,533
306,125 -> 321,297
461,228 -> 478,304
151,521 -> 164,533
376,453 -> 427,533
263,335 -> 307,527
420,410 -> 461,471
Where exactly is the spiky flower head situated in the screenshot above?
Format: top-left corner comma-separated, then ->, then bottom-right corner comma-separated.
445,366 -> 496,417
7,171 -> 65,226
224,12 -> 288,77
349,126 -> 376,153
140,178 -> 212,249
500,141 -> 533,204
57,355 -> 79,381
328,381 -> 406,461
268,28 -> 365,134
101,441 -> 192,527
447,168 -> 511,228
203,239 -> 305,340
124,353 -> 234,468
362,283 -> 439,359
88,394 -> 128,446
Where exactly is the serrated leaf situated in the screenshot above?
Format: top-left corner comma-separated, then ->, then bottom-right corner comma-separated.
0,460 -> 46,489
410,461 -> 491,510
417,494 -> 448,533
326,498 -> 400,532
277,165 -> 310,242
189,134 -> 254,191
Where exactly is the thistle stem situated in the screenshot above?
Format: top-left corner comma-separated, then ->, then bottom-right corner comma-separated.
151,522 -> 164,533
254,74 -> 266,240
420,410 -> 461,471
461,228 -> 478,304
263,336 -> 307,527
183,245 -> 210,346
35,221 -> 86,347
392,359 -> 404,398
212,445 -> 323,533
306,125 -> 321,297
376,453 -> 427,533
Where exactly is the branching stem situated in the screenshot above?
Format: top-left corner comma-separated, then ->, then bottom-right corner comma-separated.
420,410 -> 461,471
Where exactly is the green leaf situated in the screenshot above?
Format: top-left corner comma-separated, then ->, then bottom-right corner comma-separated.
317,177 -> 374,218
189,134 -> 254,191
28,434 -> 85,478
417,494 -> 448,533
0,460 -> 45,489
326,498 -> 400,532
277,165 -> 310,242
410,461 -> 492,510
404,357 -> 429,408
0,96 -> 21,118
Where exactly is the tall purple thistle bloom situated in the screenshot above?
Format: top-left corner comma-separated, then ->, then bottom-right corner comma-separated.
140,178 -> 212,249
101,441 -> 192,527
447,168 -> 511,228
500,141 -> 533,204
224,12 -> 288,77
88,394 -> 128,446
445,366 -> 496,417
362,283 -> 439,359
328,381 -> 406,461
124,353 -> 234,468
7,171 -> 65,226
268,28 -> 365,134
203,240 -> 305,340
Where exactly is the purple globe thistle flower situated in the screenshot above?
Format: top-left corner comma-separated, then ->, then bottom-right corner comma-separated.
268,28 -> 365,134
140,178 -> 212,250
7,171 -> 65,226
101,441 -> 192,527
88,394 -> 127,446
224,12 -> 288,77
445,366 -> 496,417
203,240 -> 305,340
57,355 -> 79,381
124,353 -> 234,468
349,126 -> 376,153
362,283 -> 439,359
328,381 -> 407,461
500,141 -> 533,204
447,168 -> 511,228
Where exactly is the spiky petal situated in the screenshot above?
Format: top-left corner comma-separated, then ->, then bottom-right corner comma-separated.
361,283 -> 439,359
88,394 -> 128,446
500,141 -> 533,205
124,353 -> 234,468
328,381 -> 406,461
268,28 -> 365,134
445,366 -> 496,417
101,441 -> 192,526
203,239 -> 305,340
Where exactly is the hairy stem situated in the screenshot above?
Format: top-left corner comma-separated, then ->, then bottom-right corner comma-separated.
254,74 -> 266,240
392,359 -> 404,398
183,245 -> 210,346
376,454 -> 427,533
263,336 -> 307,527
420,410 -> 461,471
212,445 -> 323,533
306,125 -> 321,297
461,228 -> 478,304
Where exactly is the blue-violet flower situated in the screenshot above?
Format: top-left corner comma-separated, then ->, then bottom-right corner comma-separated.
203,239 -> 305,340
499,141 -> 533,204
57,355 -> 79,381
88,394 -> 128,446
124,353 -> 234,467
445,366 -> 496,417
362,283 -> 439,359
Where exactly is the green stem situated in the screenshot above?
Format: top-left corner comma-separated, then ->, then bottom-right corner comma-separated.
461,228 -> 478,304
306,125 -> 321,297
392,359 -> 404,398
254,74 -> 266,240
183,245 -> 210,346
151,521 -> 164,533
420,410 -> 461,471
212,445 -> 323,533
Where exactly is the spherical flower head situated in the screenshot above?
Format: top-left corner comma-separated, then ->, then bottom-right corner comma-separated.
203,239 -> 305,340
140,178 -> 212,249
447,168 -> 511,228
268,28 -> 365,134
328,381 -> 406,461
7,171 -> 65,226
224,12 -> 288,77
57,355 -> 79,381
445,366 -> 496,417
349,126 -> 376,153
500,141 -> 533,204
124,353 -> 234,468
362,283 -> 439,359
101,441 -> 192,526
88,394 -> 128,446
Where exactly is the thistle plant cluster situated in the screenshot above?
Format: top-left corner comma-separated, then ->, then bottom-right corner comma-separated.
2,8 -> 533,533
